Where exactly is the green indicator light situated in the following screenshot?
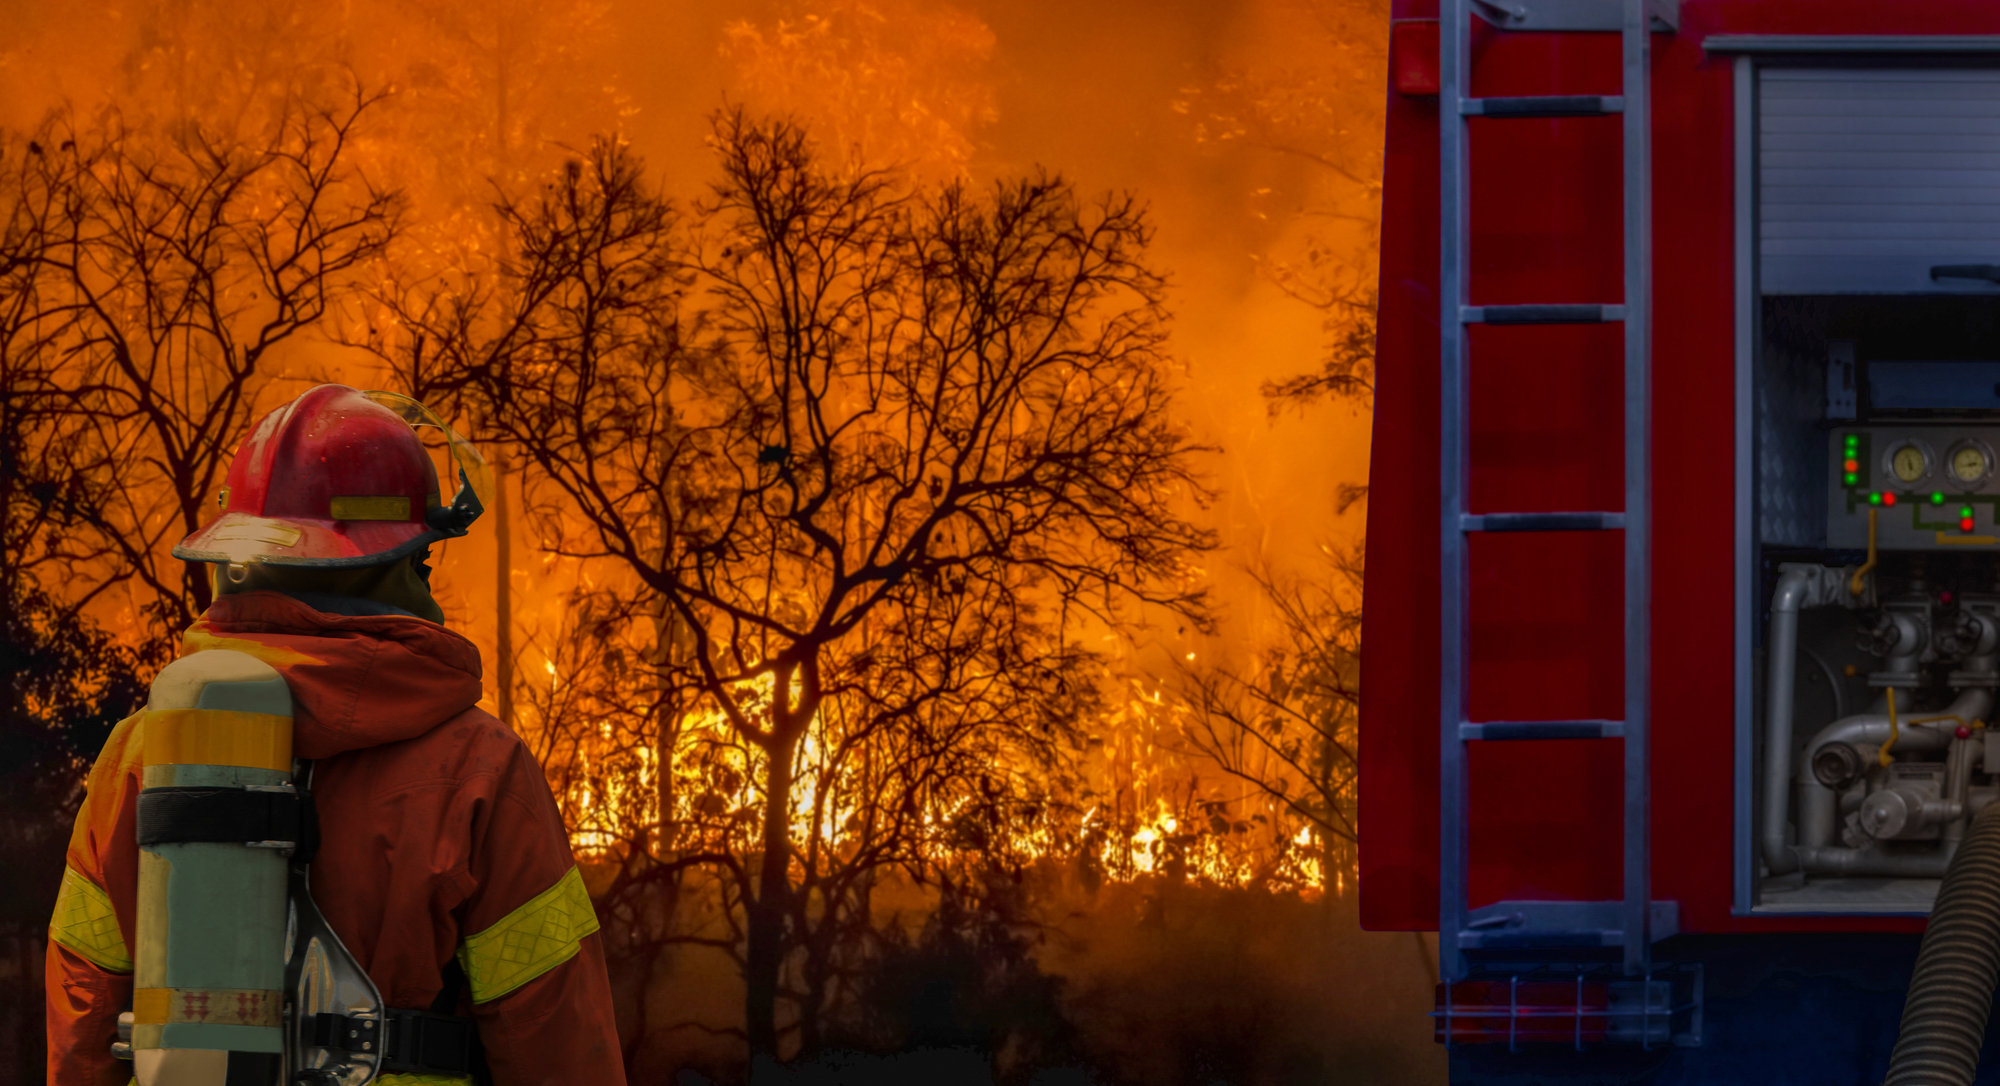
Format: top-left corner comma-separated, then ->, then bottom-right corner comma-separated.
1870,492 -> 1883,505
1847,434 -> 1860,445
1965,506 -> 1977,519
1845,472 -> 1859,485
1935,492 -> 1947,504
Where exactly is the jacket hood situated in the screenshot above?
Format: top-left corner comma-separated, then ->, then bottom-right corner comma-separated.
181,590 -> 486,759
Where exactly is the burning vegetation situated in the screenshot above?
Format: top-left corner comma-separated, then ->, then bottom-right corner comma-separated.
0,0 -> 1424,1081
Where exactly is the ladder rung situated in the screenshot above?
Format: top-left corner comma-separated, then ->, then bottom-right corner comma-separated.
1462,720 -> 1625,741
1461,512 -> 1625,532
1463,304 -> 1626,325
1462,95 -> 1624,118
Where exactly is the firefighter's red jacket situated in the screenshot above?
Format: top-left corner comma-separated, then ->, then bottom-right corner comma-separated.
46,591 -> 626,1086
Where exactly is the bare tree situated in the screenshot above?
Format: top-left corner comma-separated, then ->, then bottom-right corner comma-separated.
384,113 -> 1215,1060
0,127 -> 149,1079
1171,545 -> 1362,891
22,90 -> 398,655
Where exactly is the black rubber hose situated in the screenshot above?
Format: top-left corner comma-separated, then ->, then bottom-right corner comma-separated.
1886,803 -> 2000,1085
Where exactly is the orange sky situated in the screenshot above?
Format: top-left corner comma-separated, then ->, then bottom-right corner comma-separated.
0,0 -> 1386,697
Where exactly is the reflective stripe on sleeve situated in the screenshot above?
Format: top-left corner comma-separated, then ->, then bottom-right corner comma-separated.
457,865 -> 600,1003
50,866 -> 132,974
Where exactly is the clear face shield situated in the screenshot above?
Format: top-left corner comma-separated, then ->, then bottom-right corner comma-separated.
360,390 -> 495,537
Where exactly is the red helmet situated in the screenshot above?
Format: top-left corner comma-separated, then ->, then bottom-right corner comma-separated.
174,385 -> 490,569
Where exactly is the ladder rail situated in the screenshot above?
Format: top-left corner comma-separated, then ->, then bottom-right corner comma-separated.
1436,0 -> 1658,983
1620,0 -> 1655,978
1437,0 -> 1475,984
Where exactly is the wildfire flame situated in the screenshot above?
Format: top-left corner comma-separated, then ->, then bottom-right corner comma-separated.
545,661 -> 1338,897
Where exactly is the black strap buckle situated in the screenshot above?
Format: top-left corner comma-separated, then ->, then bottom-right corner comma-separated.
309,1008 -> 478,1076
307,1012 -> 379,1055
382,1008 -> 478,1076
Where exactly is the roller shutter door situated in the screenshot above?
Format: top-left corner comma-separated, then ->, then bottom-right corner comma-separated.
1760,68 -> 2000,295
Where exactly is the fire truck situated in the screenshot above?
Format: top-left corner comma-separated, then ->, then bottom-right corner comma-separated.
1361,0 -> 2000,1079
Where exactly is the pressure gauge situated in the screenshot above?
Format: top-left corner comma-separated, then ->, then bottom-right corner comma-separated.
1891,443 -> 1930,484
1951,439 -> 1996,486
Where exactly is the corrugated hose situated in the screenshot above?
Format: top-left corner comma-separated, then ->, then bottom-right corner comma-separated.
1885,802 -> 2000,1084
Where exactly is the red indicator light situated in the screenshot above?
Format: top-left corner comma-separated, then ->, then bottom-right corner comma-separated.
1884,492 -> 1898,507
1844,458 -> 1859,472
1963,517 -> 1976,532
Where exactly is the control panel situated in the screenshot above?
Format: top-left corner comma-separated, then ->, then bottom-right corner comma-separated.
1829,426 -> 2000,550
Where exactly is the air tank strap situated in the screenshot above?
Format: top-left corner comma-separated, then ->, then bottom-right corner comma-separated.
136,785 -> 318,855
307,1005 -> 483,1079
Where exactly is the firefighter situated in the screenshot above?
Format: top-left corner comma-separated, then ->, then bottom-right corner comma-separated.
45,384 -> 626,1086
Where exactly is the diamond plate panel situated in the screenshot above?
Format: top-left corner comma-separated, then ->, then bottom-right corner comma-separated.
1759,303 -> 1830,547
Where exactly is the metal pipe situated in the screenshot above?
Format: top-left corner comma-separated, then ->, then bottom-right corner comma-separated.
1761,563 -> 1871,874
1763,566 -> 1846,874
1796,712 -> 1953,852
1946,736 -> 1985,846
1793,843 -> 1957,878
1792,689 -> 1995,876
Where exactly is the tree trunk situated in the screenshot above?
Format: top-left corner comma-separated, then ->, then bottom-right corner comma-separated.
797,916 -> 827,1059
652,672 -> 678,857
491,27 -> 515,730
494,453 -> 514,727
745,731 -> 799,1059
187,557 -> 212,617
648,492 -> 680,857
185,479 -> 212,616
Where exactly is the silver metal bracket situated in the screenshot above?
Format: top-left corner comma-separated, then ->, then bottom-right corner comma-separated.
285,854 -> 384,1084
1435,961 -> 1703,1050
1458,899 -> 1680,950
1471,0 -> 1679,32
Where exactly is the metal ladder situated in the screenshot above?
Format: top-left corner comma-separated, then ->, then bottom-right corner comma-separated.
1437,0 -> 1680,987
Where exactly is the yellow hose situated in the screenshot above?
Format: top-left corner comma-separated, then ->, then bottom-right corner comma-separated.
1852,506 -> 1879,597
1904,712 -> 1968,732
1881,686 -> 1901,767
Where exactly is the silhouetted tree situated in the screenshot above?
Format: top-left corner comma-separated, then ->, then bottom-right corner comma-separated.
384,113 -> 1215,1061
0,128 -> 148,1076
19,88 -> 397,656
1171,546 -> 1362,892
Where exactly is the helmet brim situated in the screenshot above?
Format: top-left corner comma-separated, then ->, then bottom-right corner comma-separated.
173,512 -> 447,569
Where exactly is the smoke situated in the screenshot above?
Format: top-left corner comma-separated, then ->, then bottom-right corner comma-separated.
0,0 -> 1378,660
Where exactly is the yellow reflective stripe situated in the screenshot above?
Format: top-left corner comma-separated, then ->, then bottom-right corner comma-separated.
133,986 -> 281,1026
140,708 -> 292,770
50,867 -> 131,973
330,495 -> 411,521
458,866 -> 599,1003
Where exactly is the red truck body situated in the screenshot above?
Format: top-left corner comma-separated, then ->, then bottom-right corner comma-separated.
1360,0 -> 2000,941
